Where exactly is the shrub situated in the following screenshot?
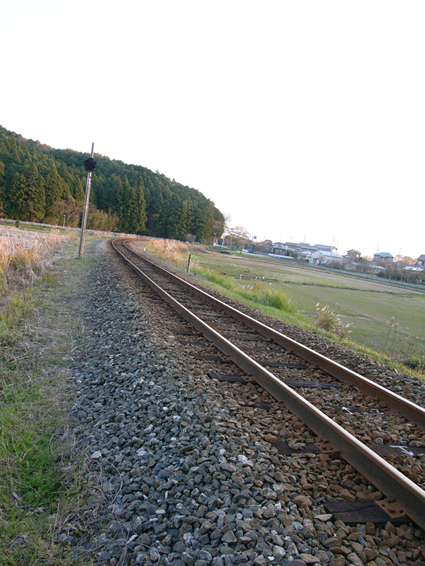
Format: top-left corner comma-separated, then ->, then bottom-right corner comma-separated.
327,261 -> 344,270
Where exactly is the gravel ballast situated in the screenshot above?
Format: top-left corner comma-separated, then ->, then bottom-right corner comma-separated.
70,241 -> 425,566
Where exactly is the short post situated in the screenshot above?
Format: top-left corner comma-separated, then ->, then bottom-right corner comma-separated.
78,144 -> 97,259
186,253 -> 191,273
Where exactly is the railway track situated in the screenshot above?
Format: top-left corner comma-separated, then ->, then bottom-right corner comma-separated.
112,238 -> 425,531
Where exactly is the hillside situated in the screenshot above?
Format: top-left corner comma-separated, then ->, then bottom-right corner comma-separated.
0,125 -> 224,241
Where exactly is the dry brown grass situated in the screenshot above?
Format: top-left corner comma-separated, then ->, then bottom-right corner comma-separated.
145,238 -> 189,267
0,231 -> 67,293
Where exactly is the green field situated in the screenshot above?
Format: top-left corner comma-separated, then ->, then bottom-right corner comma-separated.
147,244 -> 425,369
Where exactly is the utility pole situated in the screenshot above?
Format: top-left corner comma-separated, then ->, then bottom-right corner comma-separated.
78,143 -> 97,259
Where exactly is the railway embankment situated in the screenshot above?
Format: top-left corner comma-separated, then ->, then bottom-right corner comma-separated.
65,240 -> 425,565
4,232 -> 424,564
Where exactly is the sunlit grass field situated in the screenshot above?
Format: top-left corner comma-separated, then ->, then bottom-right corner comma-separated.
138,240 -> 425,371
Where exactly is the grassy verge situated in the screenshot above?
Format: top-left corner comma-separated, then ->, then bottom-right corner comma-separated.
143,239 -> 297,316
140,239 -> 425,377
141,240 -> 353,340
0,230 -> 96,565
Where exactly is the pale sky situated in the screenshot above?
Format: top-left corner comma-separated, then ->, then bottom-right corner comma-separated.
1,0 -> 424,258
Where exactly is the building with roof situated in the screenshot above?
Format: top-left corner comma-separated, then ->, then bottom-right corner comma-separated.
311,250 -> 344,265
345,249 -> 361,260
270,242 -> 286,255
373,252 -> 394,263
269,241 -> 340,262
314,244 -> 336,253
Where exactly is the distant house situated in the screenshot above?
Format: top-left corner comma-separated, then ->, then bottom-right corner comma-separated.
311,250 -> 344,265
345,249 -> 361,260
314,244 -> 337,253
418,254 -> 425,268
282,242 -> 300,254
282,242 -> 336,259
373,252 -> 394,263
271,242 -> 286,255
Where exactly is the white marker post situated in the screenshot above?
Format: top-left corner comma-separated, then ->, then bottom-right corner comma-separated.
78,143 -> 97,259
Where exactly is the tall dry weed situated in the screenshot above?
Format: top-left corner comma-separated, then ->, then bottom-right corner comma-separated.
384,316 -> 425,373
0,231 -> 66,294
146,239 -> 188,267
314,303 -> 351,339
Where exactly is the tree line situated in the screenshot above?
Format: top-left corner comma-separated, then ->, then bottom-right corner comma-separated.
0,125 -> 224,242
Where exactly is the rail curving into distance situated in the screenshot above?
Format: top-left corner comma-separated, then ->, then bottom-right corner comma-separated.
112,237 -> 425,530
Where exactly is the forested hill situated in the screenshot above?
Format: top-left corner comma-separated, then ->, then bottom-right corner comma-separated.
0,125 -> 224,241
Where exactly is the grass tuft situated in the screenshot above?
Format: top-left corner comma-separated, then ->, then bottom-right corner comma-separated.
314,303 -> 351,338
239,282 -> 296,313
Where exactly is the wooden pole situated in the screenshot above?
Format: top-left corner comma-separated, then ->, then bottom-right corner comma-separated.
78,143 -> 95,259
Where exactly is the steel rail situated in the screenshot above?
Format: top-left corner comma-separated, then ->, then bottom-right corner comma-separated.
112,238 -> 425,530
121,239 -> 425,429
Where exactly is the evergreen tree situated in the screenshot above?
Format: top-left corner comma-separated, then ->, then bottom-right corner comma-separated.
146,187 -> 164,236
179,199 -> 193,239
73,177 -> 85,201
57,162 -> 73,196
44,165 -> 65,216
119,177 -> 140,233
163,191 -> 182,239
24,164 -> 46,221
7,166 -> 45,221
137,178 -> 147,233
195,203 -> 215,243
8,172 -> 27,219
111,175 -> 124,215
0,160 -> 5,205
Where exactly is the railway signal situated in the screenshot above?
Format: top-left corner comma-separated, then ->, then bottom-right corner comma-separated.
78,143 -> 97,259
